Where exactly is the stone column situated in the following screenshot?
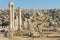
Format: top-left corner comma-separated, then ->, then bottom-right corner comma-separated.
14,13 -> 18,30
9,2 -> 15,30
18,7 -> 22,30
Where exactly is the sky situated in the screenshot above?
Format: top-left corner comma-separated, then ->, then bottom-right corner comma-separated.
0,0 -> 60,9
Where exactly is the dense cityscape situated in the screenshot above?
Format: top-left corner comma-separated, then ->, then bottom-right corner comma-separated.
0,8 -> 60,36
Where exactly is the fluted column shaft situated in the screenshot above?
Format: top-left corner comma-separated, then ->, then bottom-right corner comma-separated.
9,2 -> 15,30
18,7 -> 21,30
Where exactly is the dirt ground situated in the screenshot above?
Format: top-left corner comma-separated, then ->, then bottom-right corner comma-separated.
0,36 -> 60,40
